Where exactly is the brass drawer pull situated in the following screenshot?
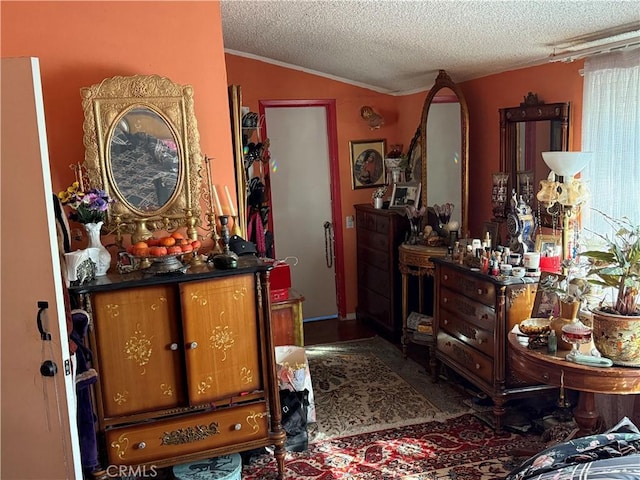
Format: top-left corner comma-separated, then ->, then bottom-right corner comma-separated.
170,343 -> 179,351
475,363 -> 481,370
543,372 -> 550,381
476,337 -> 484,344
443,319 -> 449,325
234,423 -> 242,431
443,297 -> 448,303
477,288 -> 484,295
188,341 -> 198,349
444,274 -> 449,280
137,441 -> 146,449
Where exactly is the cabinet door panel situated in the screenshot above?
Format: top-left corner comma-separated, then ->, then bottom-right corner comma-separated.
180,275 -> 261,404
93,285 -> 185,417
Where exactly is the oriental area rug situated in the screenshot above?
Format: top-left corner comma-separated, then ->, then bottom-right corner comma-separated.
242,336 -> 537,479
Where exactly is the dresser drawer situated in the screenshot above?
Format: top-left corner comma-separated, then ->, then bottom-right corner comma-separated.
357,229 -> 390,252
357,258 -> 390,296
437,331 -> 493,385
440,266 -> 496,306
440,287 -> 496,357
105,402 -> 268,465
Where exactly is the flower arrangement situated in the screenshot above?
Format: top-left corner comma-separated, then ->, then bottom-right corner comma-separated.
58,181 -> 114,224
372,185 -> 388,199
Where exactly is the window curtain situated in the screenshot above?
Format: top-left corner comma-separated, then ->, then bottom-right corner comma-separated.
581,48 -> 640,235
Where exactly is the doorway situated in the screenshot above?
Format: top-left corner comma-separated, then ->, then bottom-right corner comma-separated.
258,100 -> 346,320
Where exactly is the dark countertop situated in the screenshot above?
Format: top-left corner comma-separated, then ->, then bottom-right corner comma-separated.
69,256 -> 271,295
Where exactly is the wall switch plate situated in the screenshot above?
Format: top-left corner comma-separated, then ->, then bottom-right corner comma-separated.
346,216 -> 354,229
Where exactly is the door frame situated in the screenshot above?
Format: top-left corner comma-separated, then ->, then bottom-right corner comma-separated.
258,99 -> 346,318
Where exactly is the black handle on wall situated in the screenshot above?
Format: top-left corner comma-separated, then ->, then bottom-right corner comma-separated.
37,301 -> 51,341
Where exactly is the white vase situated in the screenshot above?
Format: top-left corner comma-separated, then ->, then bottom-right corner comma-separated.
373,197 -> 383,209
84,221 -> 111,276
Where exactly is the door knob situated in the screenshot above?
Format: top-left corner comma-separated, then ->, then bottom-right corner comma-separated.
188,341 -> 198,349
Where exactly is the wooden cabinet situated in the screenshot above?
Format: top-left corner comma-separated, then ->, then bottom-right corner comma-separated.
354,204 -> 409,340
431,258 -> 555,432
271,289 -> 305,346
72,261 -> 285,477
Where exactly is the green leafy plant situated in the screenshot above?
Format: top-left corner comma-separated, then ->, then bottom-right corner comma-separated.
580,210 -> 640,315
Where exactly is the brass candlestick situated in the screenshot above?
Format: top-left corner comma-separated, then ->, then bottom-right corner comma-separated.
207,215 -> 238,269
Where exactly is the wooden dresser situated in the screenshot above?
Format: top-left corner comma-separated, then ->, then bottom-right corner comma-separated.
70,258 -> 286,477
354,204 -> 409,340
431,258 -> 555,432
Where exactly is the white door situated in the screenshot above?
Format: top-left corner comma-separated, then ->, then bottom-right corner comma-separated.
1,57 -> 82,479
264,106 -> 338,320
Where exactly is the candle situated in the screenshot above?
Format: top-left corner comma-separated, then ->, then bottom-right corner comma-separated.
212,185 -> 224,216
224,185 -> 236,217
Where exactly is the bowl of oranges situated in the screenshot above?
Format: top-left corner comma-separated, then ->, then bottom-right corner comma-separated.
127,232 -> 202,274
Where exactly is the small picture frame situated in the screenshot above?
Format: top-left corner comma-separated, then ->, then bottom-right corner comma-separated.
349,139 -> 386,189
389,181 -> 421,209
531,271 -> 565,318
482,221 -> 500,248
535,234 -> 562,257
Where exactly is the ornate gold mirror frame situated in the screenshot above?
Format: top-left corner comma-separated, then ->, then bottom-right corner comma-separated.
419,70 -> 469,237
228,85 -> 247,239
81,74 -> 203,241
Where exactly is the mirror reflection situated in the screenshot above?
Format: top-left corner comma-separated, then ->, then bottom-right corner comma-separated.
499,101 -> 569,224
110,108 -> 180,212
419,70 -> 469,238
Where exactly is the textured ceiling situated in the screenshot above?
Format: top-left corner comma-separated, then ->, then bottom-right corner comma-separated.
221,0 -> 640,95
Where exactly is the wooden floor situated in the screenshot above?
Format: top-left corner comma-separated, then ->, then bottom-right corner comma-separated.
303,318 -> 378,346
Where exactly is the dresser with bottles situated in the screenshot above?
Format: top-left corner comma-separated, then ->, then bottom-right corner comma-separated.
430,257 -> 554,432
70,258 -> 286,477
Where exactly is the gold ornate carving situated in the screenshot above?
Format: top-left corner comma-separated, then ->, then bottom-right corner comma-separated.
246,411 -> 268,433
197,376 -> 213,395
80,74 -> 203,236
240,366 -> 253,384
508,287 -> 527,308
150,296 -> 167,311
160,383 -> 173,396
210,325 -> 235,361
125,324 -> 152,374
111,433 -> 129,459
113,391 -> 129,405
189,291 -> 208,306
105,304 -> 120,318
161,422 -> 219,445
232,286 -> 248,300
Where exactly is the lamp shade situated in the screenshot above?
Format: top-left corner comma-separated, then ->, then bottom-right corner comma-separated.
541,151 -> 592,178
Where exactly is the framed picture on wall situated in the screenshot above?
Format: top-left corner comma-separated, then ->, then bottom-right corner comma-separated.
350,139 -> 386,189
535,234 -> 562,257
389,181 -> 421,209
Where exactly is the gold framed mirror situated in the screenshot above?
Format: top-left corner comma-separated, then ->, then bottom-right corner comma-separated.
419,70 -> 469,237
499,99 -> 569,226
228,85 -> 247,239
81,74 -> 203,239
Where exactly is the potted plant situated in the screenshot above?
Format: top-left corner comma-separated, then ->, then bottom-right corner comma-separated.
580,210 -> 640,366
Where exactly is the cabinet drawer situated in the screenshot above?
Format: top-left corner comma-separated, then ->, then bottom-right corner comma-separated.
357,257 -> 390,295
437,332 -> 493,385
440,287 -> 495,357
440,266 -> 496,306
357,286 -> 393,330
106,402 -> 268,465
358,230 -> 390,252
356,210 -> 376,232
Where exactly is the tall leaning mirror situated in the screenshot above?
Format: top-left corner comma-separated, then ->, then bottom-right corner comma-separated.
81,74 -> 203,241
419,70 -> 469,238
228,85 -> 247,240
499,99 -> 570,226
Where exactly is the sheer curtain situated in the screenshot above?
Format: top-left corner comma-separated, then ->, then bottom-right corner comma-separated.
581,48 -> 640,236
581,48 -> 640,428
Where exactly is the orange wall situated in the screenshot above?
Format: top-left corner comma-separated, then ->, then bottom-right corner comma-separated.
1,1 -> 234,250
460,61 -> 585,236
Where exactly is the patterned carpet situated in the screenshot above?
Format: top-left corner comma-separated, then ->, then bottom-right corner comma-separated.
305,336 -> 472,442
242,336 -> 537,479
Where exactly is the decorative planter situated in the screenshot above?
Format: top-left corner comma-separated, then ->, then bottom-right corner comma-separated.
592,309 -> 640,367
373,197 -> 384,209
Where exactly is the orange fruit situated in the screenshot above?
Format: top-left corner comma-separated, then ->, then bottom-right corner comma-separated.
134,241 -> 148,249
159,236 -> 176,247
167,245 -> 182,254
181,244 -> 193,253
170,232 -> 185,240
191,239 -> 202,249
147,238 -> 160,247
149,246 -> 168,256
133,246 -> 149,257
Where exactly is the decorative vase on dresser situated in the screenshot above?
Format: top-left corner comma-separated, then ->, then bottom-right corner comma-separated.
69,258 -> 286,478
354,204 -> 409,341
431,258 -> 555,433
83,221 -> 111,276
